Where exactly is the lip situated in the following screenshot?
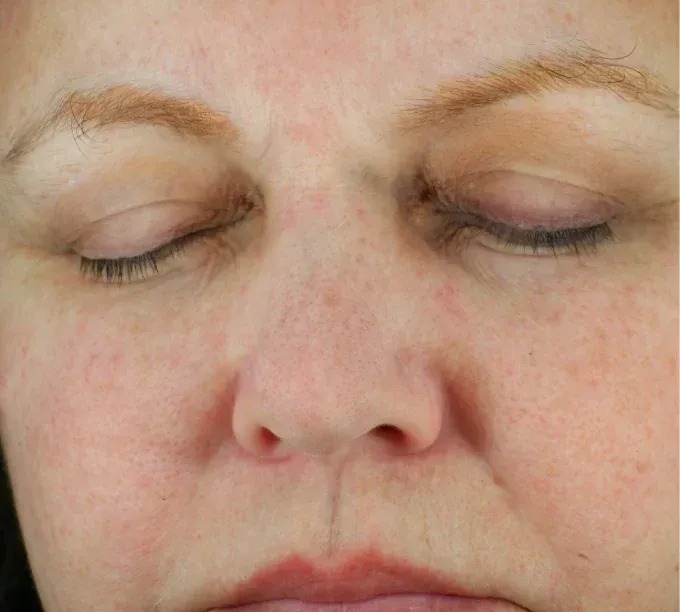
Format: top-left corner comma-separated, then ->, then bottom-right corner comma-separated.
205,550 -> 519,610
211,595 -> 513,611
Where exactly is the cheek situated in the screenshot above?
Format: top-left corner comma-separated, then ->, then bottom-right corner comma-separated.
425,265 -> 676,583
483,282 -> 677,578
0,307 -> 223,583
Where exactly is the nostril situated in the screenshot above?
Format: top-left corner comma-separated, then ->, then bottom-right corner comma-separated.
375,424 -> 406,445
258,427 -> 280,449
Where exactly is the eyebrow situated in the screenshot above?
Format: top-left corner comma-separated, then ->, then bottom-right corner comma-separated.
3,85 -> 241,165
3,42 -> 677,166
395,42 -> 678,134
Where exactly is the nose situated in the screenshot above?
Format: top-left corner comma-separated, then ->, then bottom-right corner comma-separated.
232,252 -> 446,460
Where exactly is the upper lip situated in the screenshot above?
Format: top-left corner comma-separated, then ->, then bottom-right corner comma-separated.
207,550 -> 505,609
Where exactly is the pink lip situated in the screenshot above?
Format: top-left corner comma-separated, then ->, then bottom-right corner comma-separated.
214,595 -> 513,611
206,550 -> 520,610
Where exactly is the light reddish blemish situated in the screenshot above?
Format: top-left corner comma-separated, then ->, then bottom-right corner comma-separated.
545,309 -> 563,326
434,282 -> 467,323
84,354 -> 97,384
311,192 -> 327,213
563,11 -> 574,24
282,207 -> 297,229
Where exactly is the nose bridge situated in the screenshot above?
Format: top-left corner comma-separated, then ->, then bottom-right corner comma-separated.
251,250 -> 390,441
258,177 -> 396,373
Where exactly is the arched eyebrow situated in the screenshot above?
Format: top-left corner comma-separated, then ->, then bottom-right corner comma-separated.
2,84 -> 242,166
2,42 -> 677,167
394,42 -> 678,134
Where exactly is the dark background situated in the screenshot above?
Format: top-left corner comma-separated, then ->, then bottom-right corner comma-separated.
0,453 -> 43,612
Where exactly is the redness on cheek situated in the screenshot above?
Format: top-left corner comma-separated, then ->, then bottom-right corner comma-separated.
282,208 -> 297,229
545,308 -> 563,326
83,351 -> 123,385
433,281 -> 468,325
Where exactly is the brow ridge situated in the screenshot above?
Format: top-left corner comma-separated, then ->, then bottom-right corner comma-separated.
2,41 -> 677,166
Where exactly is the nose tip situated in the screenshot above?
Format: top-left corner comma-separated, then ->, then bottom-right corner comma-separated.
232,349 -> 445,461
237,410 -> 440,460
246,417 -> 428,459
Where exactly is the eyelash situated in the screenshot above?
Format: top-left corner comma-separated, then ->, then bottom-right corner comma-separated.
79,225 -> 226,284
434,207 -> 618,257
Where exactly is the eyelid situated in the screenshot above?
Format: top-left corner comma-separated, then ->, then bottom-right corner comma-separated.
74,198 -> 246,259
77,196 -> 258,284
79,225 -> 225,284
434,169 -> 624,228
411,169 -> 624,258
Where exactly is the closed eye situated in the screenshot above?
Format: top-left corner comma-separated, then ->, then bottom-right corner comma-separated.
433,207 -> 618,257
78,224 -> 228,284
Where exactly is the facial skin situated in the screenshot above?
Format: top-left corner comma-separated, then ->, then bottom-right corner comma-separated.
0,0 -> 678,610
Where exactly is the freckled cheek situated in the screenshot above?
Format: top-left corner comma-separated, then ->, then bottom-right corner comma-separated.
2,329 -> 226,555
4,331 -> 212,572
3,328 -> 199,464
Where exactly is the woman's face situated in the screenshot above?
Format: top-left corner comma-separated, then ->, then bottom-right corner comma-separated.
0,1 -> 677,611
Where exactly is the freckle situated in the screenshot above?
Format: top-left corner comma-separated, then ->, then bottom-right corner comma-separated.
323,287 -> 339,308
563,11 -> 574,23
635,460 -> 649,474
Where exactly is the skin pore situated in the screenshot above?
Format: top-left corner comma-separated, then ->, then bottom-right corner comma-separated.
0,0 -> 678,610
